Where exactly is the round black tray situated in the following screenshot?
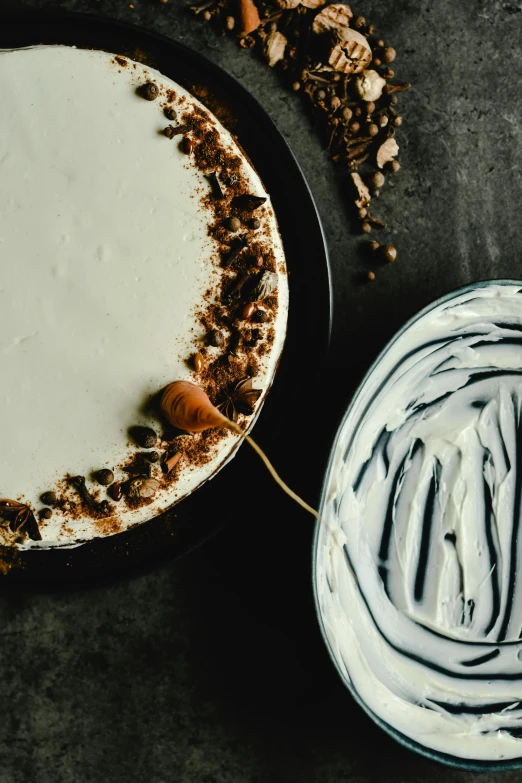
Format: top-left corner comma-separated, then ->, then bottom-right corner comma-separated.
0,14 -> 332,587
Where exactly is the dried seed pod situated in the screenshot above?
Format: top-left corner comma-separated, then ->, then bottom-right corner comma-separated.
263,31 -> 287,67
276,0 -> 300,7
238,0 -> 261,35
371,171 -> 385,189
193,352 -> 205,372
126,477 -> 160,500
376,137 -> 399,169
351,172 -> 371,208
382,245 -> 397,263
328,29 -> 372,75
383,47 -> 396,63
207,329 -> 226,348
312,3 -> 353,35
248,271 -> 278,302
355,69 -> 386,101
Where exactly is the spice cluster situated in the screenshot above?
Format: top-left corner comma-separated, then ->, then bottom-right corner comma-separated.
190,0 -> 410,279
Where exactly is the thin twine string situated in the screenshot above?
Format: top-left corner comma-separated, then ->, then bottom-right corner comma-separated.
225,418 -> 319,519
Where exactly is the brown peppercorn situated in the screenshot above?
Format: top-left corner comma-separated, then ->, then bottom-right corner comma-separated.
367,24 -> 375,34
181,137 -> 194,155
146,451 -> 160,463
202,10 -> 211,21
292,81 -> 301,92
163,126 -> 175,139
95,469 -> 114,486
383,47 -> 396,63
242,302 -> 256,320
369,240 -> 380,252
384,68 -> 395,79
226,15 -> 235,30
160,0 -> 168,4
131,426 -> 158,448
388,160 -> 401,173
393,116 -> 403,127
41,491 -> 57,506
373,57 -> 382,67
253,309 -> 269,323
342,107 -> 353,122
249,218 -> 261,230
382,245 -> 397,263
361,221 -> 372,234
207,329 -> 226,348
379,115 -> 389,128
39,508 -> 52,520
193,352 -> 204,372
368,123 -> 379,137
330,96 -> 341,111
350,121 -> 361,133
109,483 -> 123,501
390,94 -> 399,105
316,89 -> 326,101
358,207 -> 368,219
141,82 -> 159,101
354,106 -> 363,117
376,39 -> 385,48
354,15 -> 365,28
371,171 -> 385,189
227,216 -> 241,232
366,101 -> 376,114
367,271 -> 376,281
164,107 -> 176,121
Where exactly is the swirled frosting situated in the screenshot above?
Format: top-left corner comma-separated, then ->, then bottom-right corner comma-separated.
316,283 -> 522,762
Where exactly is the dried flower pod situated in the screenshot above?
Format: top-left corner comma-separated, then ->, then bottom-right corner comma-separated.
238,0 -> 261,36
126,477 -> 160,500
161,381 -> 228,433
351,172 -> 371,208
376,137 -> 399,169
312,4 -> 353,34
248,271 -> 278,302
263,31 -> 288,67
355,69 -> 386,101
328,30 -> 372,75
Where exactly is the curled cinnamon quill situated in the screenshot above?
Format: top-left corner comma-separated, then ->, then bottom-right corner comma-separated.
161,381 -> 318,518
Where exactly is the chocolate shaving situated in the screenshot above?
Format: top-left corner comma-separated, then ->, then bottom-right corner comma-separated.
223,237 -> 248,267
232,194 -> 267,212
206,171 -> 225,199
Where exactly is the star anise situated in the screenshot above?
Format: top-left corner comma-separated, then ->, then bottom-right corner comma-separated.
0,499 -> 41,541
216,378 -> 262,423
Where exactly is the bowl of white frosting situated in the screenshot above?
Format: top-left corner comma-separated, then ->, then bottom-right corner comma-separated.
314,280 -> 522,770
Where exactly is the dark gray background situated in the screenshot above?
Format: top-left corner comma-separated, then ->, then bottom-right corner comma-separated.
1,0 -> 521,781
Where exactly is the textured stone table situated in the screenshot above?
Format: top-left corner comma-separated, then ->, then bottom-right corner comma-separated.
1,1 -> 521,781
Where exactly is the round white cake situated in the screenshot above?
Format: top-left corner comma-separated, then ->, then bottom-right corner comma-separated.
0,46 -> 288,549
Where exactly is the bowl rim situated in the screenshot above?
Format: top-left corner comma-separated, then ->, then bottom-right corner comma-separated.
312,278 -> 522,772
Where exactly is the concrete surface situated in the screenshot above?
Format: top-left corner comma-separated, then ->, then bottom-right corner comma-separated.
1,0 -> 522,780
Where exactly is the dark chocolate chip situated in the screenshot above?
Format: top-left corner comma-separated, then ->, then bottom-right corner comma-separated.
206,172 -> 225,199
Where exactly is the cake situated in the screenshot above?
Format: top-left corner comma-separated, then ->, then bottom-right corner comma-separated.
0,46 -> 288,549
316,283 -> 522,762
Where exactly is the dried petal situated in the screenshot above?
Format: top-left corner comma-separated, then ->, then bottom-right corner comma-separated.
238,0 -> 261,35
312,3 -> 352,34
126,477 -> 160,500
248,270 -> 277,302
301,0 -> 325,7
351,172 -> 371,208
355,69 -> 386,101
376,137 -> 399,169
328,30 -> 372,75
263,31 -> 288,67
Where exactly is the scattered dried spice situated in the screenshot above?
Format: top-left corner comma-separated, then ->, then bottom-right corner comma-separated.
216,377 -> 262,422
191,0 -> 411,273
0,499 -> 41,541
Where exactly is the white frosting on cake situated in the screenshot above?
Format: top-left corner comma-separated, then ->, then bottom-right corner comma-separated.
316,283 -> 522,762
0,46 -> 288,548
